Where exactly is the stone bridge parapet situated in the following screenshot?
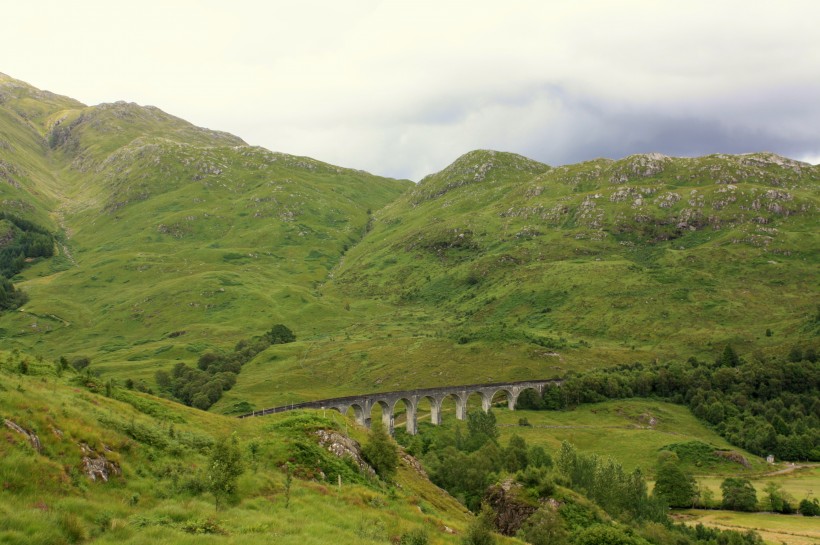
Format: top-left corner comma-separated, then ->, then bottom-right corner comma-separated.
238,379 -> 561,435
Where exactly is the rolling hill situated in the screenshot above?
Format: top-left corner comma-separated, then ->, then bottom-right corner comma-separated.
1,72 -> 818,545
0,73 -> 411,382
224,149 -> 818,409
0,72 -> 817,412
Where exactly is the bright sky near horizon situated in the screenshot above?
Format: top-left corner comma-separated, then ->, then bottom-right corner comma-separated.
3,0 -> 820,180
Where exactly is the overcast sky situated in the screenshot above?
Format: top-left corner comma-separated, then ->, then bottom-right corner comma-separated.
3,1 -> 819,179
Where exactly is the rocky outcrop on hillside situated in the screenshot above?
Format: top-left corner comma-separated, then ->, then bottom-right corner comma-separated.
4,419 -> 42,452
314,429 -> 376,477
79,442 -> 122,482
714,450 -> 751,468
411,150 -> 550,204
483,478 -> 539,536
609,153 -> 671,183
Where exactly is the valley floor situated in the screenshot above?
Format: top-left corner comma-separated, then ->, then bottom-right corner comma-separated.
674,510 -> 820,545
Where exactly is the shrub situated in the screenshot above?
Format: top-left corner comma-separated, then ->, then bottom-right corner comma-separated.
399,527 -> 429,545
356,516 -> 387,541
799,498 -> 820,516
71,357 -> 91,371
516,465 -> 555,499
266,324 -> 296,344
573,524 -> 651,545
461,505 -> 496,545
181,517 -> 227,534
517,506 -> 567,545
93,512 -> 113,534
59,513 -> 87,543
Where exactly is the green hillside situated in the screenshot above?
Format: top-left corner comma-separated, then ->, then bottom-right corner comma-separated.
1,74 -> 817,545
222,149 -> 819,409
2,352 -> 792,545
0,352 -> 486,545
3,72 -> 818,411
0,73 -> 411,382
335,149 -> 818,359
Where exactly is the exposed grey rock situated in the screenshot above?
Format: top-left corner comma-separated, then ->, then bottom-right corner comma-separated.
484,478 -> 538,536
714,450 -> 751,468
401,452 -> 427,478
4,419 -> 41,452
79,443 -> 121,482
656,192 -> 681,208
314,429 -> 376,477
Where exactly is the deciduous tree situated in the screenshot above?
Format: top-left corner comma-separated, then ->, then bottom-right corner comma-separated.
362,419 -> 399,479
721,477 -> 757,512
208,434 -> 244,510
653,461 -> 697,508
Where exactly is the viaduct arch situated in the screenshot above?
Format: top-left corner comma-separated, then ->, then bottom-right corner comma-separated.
238,379 -> 561,435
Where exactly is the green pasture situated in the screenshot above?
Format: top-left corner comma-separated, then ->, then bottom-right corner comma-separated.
497,400 -> 766,474
677,509 -> 820,545
695,466 -> 820,505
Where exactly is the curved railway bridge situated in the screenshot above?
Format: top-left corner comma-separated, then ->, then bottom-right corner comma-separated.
238,379 -> 561,435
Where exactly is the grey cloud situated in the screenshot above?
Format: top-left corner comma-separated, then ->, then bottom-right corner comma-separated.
423,82 -> 820,174
545,114 -> 820,167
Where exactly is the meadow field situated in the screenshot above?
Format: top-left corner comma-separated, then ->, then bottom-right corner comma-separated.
675,510 -> 820,545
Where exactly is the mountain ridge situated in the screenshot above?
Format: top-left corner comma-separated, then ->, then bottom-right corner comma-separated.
0,74 -> 816,411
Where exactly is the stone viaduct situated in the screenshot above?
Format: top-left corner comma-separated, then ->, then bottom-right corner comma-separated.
238,379 -> 561,435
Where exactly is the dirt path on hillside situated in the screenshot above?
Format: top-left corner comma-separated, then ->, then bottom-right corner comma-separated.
758,462 -> 817,477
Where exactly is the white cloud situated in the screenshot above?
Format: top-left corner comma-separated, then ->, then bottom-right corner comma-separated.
3,0 -> 820,179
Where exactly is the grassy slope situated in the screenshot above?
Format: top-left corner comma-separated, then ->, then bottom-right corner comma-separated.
494,400 -> 768,474
0,74 -> 412,382
334,149 -> 819,359
0,73 -> 82,229
8,355 -> 814,545
1,352 -> 519,545
223,149 -> 819,410
1,73 -> 818,415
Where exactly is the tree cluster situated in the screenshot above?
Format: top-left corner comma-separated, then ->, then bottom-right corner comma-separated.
0,214 -> 54,310
517,346 -> 820,461
556,441 -> 667,522
152,324 -> 295,410
409,410 -> 551,512
401,412 -> 766,545
0,277 -> 27,310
